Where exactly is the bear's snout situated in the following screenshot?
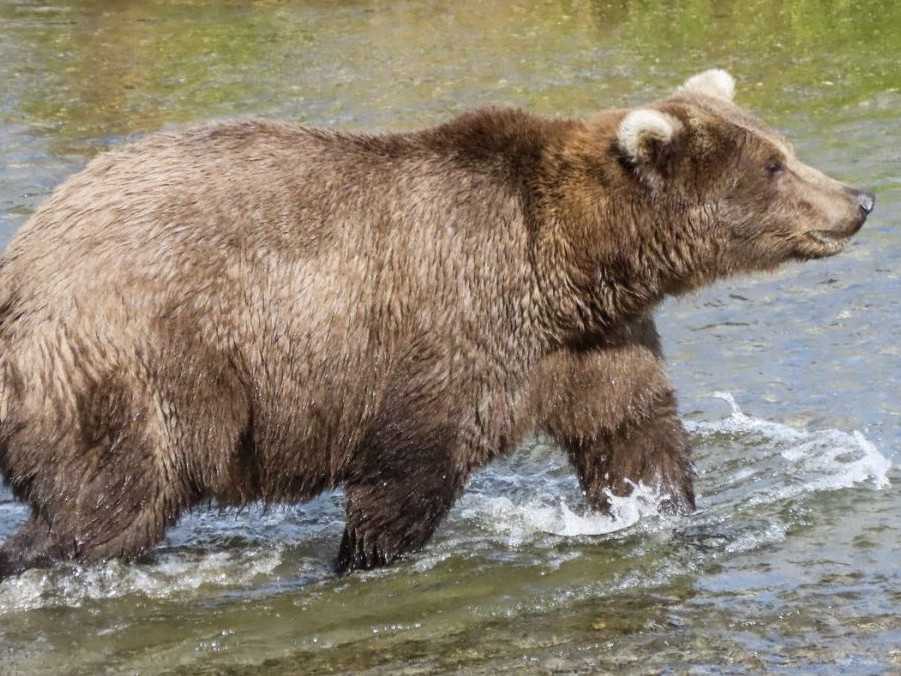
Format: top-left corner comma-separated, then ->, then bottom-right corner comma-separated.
854,189 -> 876,216
844,187 -> 875,236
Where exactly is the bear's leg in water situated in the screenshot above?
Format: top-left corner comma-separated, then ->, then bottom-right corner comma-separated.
336,421 -> 469,573
560,387 -> 694,514
0,385 -> 187,577
538,317 -> 695,514
0,516 -> 61,578
0,341 -> 253,578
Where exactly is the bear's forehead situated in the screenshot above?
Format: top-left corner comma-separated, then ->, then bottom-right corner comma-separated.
670,92 -> 794,157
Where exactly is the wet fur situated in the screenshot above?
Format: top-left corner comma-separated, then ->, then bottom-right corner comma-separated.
0,79 -> 866,576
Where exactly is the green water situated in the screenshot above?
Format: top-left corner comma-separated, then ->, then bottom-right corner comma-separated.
1,1 -> 899,673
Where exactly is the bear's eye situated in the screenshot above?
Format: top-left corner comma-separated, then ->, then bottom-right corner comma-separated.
765,159 -> 785,177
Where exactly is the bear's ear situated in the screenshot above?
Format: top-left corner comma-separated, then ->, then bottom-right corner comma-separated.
678,68 -> 735,101
617,109 -> 682,168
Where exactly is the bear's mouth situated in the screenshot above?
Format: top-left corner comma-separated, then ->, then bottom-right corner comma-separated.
794,229 -> 852,259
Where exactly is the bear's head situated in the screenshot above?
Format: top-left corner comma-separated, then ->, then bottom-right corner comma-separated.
550,69 -> 874,321
611,69 -> 874,294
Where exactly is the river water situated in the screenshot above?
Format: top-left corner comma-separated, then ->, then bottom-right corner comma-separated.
0,1 -> 899,673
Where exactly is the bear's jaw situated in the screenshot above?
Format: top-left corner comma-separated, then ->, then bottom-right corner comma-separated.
793,228 -> 851,259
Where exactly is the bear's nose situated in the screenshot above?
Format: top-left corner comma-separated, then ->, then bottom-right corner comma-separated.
857,190 -> 876,215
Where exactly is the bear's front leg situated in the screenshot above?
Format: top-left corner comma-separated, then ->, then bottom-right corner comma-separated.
535,316 -> 695,515
336,426 -> 468,573
560,387 -> 695,515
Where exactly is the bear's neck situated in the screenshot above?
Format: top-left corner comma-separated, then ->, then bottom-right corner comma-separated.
529,116 -> 706,344
536,243 -> 669,344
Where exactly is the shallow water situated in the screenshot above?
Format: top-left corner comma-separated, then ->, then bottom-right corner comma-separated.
0,1 -> 899,673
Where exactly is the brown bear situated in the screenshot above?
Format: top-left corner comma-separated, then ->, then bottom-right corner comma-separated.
0,70 -> 874,577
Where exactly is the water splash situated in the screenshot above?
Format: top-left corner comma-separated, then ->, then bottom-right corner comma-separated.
457,481 -> 669,545
456,392 -> 890,554
688,392 -> 891,496
687,391 -> 808,442
0,547 -> 283,614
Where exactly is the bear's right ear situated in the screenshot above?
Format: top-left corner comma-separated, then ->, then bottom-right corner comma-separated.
617,109 -> 682,171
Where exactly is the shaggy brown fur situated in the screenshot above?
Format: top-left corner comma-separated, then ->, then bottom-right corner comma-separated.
0,71 -> 872,577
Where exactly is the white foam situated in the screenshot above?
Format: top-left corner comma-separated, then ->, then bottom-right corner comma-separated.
687,392 -> 891,498
458,480 -> 669,545
455,392 -> 890,556
0,547 -> 282,614
686,391 -> 807,442
760,429 -> 892,504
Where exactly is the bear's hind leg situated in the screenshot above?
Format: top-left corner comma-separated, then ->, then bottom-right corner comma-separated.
0,452 -> 182,579
0,380 -> 191,577
0,515 -> 61,579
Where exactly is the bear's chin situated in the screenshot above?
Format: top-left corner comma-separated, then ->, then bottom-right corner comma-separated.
792,230 -> 850,260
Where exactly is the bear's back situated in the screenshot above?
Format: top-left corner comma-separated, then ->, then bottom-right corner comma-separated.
0,112 -> 548,381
